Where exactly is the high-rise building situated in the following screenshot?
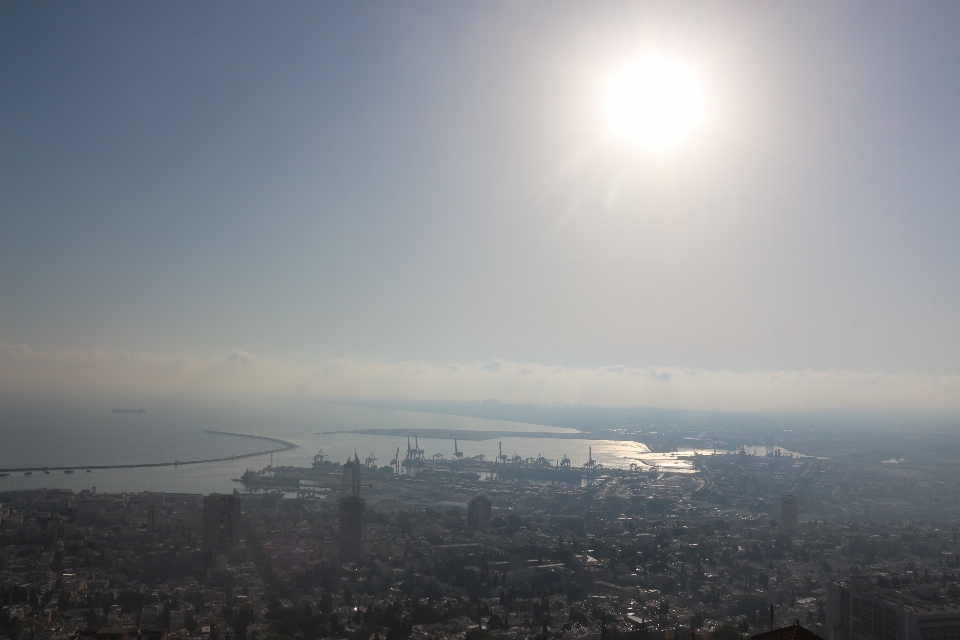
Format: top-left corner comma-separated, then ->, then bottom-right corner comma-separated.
828,578 -> 960,640
467,495 -> 492,533
185,498 -> 203,531
147,503 -> 159,532
341,453 -> 362,497
338,455 -> 365,562
261,491 -> 282,509
781,494 -> 798,535
339,496 -> 365,562
202,494 -> 241,551
75,500 -> 103,525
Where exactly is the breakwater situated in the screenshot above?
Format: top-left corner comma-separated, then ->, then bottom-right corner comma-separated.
0,430 -> 298,473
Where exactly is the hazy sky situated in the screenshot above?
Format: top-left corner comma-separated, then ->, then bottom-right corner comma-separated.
2,2 -> 959,412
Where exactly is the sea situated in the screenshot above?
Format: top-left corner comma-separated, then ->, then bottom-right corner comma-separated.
0,395 -> 801,495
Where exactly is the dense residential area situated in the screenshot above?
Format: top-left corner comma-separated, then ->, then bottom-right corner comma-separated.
3,449 -> 960,640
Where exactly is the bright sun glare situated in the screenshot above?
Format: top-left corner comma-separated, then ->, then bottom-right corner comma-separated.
606,57 -> 705,153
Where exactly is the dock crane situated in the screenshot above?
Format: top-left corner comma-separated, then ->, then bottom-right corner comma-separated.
498,442 -> 507,464
584,446 -> 596,468
453,439 -> 464,460
405,437 -> 424,460
390,447 -> 400,474
365,452 -> 377,468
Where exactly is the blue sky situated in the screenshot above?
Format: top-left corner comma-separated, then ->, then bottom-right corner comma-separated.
2,2 -> 959,412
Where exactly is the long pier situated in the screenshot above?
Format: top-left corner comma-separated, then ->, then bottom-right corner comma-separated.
0,430 -> 298,473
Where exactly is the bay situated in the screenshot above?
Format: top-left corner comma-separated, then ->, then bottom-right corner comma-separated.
0,396 -> 639,494
2,396 -> 799,495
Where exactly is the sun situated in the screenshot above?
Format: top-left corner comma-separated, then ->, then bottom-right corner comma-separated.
606,56 -> 705,153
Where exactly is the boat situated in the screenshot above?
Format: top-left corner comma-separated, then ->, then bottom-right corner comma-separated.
86,469 -> 92,472
112,408 -> 146,413
0,473 -> 9,477
64,469 -> 75,474
24,471 -> 32,475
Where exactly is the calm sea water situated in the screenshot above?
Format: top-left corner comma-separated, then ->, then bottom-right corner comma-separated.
0,396 -> 797,495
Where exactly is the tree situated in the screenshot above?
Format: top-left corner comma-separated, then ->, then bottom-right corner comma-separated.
692,613 -> 704,630
115,591 -> 146,614
234,606 -> 249,640
711,627 -> 743,640
658,600 -> 670,617
1,608 -> 23,640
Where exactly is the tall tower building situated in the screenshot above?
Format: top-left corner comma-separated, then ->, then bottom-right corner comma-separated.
781,494 -> 799,535
338,455 -> 365,562
339,496 -> 365,562
147,503 -> 159,532
467,495 -> 492,533
341,453 -> 362,497
202,494 -> 241,551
